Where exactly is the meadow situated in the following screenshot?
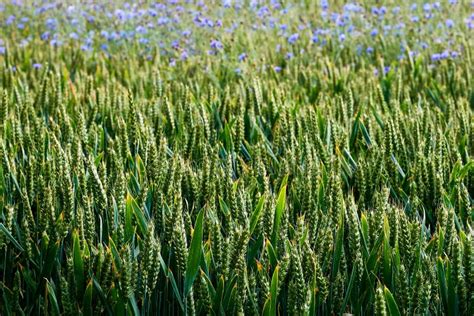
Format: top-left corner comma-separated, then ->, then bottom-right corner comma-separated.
0,1 -> 473,315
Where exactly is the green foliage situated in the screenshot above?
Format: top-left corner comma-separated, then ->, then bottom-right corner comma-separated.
0,3 -> 473,316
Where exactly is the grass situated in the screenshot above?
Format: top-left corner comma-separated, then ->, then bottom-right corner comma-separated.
0,1 -> 473,315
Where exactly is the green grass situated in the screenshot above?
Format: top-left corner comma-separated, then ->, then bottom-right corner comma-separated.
0,1 -> 473,315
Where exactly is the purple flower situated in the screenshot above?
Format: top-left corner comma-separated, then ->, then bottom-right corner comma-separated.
182,29 -> 191,37
0,47 -> 5,55
180,51 -> 188,61
41,32 -> 50,40
171,40 -> 180,49
431,53 -> 441,61
285,52 -> 294,60
50,39 -> 62,47
446,19 -> 454,28
440,51 -> 450,59
274,66 -> 282,72
210,39 -> 223,50
46,18 -> 57,30
321,0 -> 328,10
234,68 -> 241,74
81,44 -> 91,51
366,47 -> 374,54
136,26 -> 147,35
383,66 -> 391,75
451,51 -> 459,58
288,33 -> 299,44
6,15 -> 15,26
339,33 -> 346,42
238,53 -> 247,62
423,3 -> 431,12
370,29 -> 378,37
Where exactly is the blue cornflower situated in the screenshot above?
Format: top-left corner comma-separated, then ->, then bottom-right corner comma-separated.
180,51 -> 188,61
440,51 -> 450,59
288,33 -> 299,44
286,52 -> 294,60
41,32 -> 50,40
411,16 -> 419,23
81,44 -> 92,52
0,47 -> 5,55
431,53 -> 441,62
366,47 -> 374,54
6,15 -> 15,26
238,53 -> 247,62
451,51 -> 459,58
321,0 -> 328,10
136,25 -> 147,35
139,38 -> 149,45
273,66 -> 282,72
446,19 -> 454,28
45,18 -> 57,30
171,40 -> 180,49
210,39 -> 223,50
234,68 -> 242,74
50,39 -> 62,47
158,17 -> 169,25
370,29 -> 378,37
423,3 -> 431,12
383,66 -> 391,75
409,51 -> 418,58
206,19 -> 214,27
182,29 -> 191,37
339,33 -> 346,42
